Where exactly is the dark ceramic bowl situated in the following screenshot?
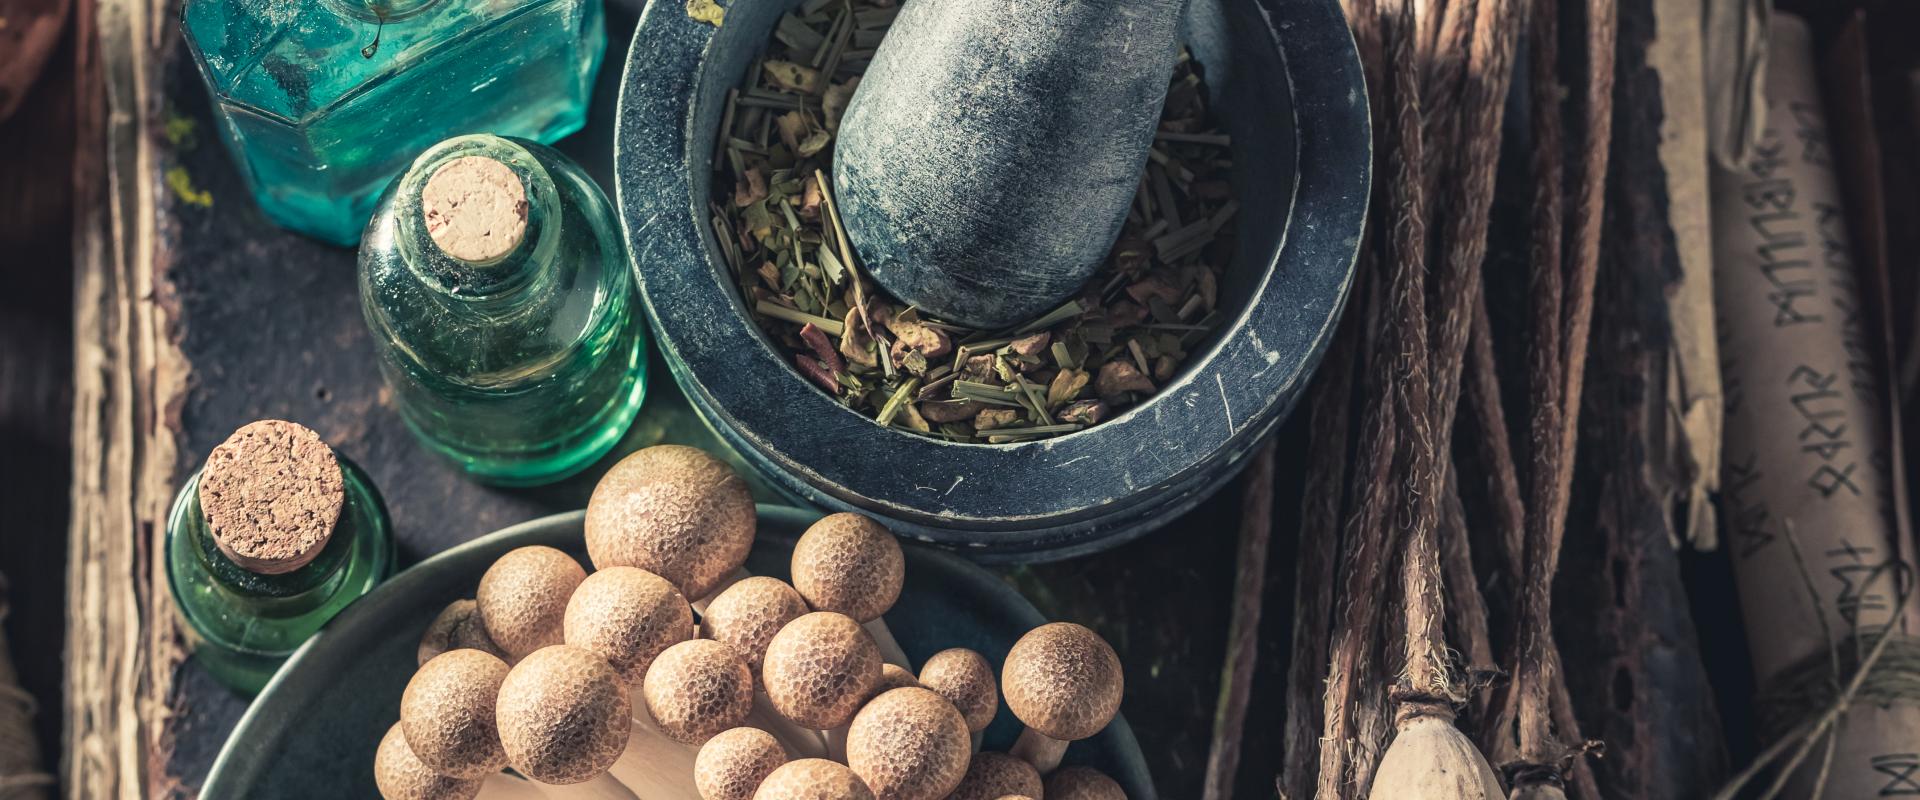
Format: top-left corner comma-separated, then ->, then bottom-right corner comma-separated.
200,507 -> 1153,798
615,0 -> 1368,560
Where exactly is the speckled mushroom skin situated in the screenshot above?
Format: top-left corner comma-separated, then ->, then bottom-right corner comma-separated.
418,599 -> 479,667
870,664 -> 922,700
761,612 -> 883,729
1002,623 -> 1123,740
753,758 -> 877,800
916,648 -> 998,733
695,727 -> 788,800
400,650 -> 510,779
790,513 -> 904,623
1044,766 -> 1127,800
642,639 -> 755,744
476,546 -> 586,660
495,645 -> 632,784
563,566 -> 693,686
845,687 -> 971,800
585,445 -> 756,600
375,722 -> 484,800
701,576 -> 810,677
948,752 -> 1044,800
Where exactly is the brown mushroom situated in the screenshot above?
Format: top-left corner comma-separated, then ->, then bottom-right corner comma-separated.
844,687 -> 972,800
917,648 -> 999,734
695,727 -> 789,800
869,663 -> 922,700
584,445 -> 756,601
753,758 -> 877,800
761,611 -> 883,729
789,513 -> 904,623
1002,623 -> 1123,772
375,722 -> 484,800
701,576 -> 810,678
563,566 -> 693,686
1044,766 -> 1126,800
642,638 -> 756,744
949,752 -> 1045,800
476,546 -> 586,660
400,649 -> 510,779
495,645 -> 631,784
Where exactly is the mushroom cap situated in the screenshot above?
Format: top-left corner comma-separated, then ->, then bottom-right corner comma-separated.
495,645 -> 631,784
418,599 -> 479,667
1044,766 -> 1126,800
1002,622 -> 1123,741
917,648 -> 998,733
870,663 -> 922,700
753,758 -> 877,800
584,445 -> 756,600
845,687 -> 971,800
695,727 -> 788,800
400,649 -> 510,779
789,513 -> 904,622
948,752 -> 1044,800
563,566 -> 693,686
761,612 -> 883,729
374,722 -> 484,800
476,546 -> 586,660
642,638 -> 755,744
700,576 -> 810,677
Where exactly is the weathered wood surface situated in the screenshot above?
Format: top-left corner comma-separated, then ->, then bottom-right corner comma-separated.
67,4 -> 1282,797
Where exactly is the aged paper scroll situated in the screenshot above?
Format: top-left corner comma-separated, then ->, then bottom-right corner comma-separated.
1713,13 -> 1920,798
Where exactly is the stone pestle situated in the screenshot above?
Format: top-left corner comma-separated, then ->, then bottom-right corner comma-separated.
832,0 -> 1189,329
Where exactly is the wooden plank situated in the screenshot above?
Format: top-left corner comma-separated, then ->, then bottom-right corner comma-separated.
66,0 -> 186,795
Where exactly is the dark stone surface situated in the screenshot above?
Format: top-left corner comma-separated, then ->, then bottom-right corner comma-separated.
833,0 -> 1187,328
617,0 -> 1368,557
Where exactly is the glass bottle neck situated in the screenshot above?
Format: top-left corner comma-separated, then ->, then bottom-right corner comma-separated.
396,135 -> 565,310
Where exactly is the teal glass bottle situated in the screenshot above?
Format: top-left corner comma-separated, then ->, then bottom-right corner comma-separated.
359,134 -> 647,486
166,420 -> 395,695
180,0 -> 606,245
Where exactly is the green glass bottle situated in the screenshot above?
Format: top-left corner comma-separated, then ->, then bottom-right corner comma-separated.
359,134 -> 647,486
166,420 -> 395,695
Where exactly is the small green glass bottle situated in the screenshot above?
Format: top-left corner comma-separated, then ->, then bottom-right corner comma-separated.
166,420 -> 395,695
359,134 -> 647,486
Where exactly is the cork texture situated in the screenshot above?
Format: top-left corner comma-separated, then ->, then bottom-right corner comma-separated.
197,419 -> 344,575
422,156 -> 530,265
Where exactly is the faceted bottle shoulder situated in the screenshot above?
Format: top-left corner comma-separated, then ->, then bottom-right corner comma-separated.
182,0 -> 592,122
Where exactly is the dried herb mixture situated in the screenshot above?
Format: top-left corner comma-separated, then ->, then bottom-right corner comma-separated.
712,0 -> 1238,443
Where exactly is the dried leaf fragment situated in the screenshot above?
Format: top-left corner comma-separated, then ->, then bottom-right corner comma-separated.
1097,360 -> 1155,397
686,0 -> 725,26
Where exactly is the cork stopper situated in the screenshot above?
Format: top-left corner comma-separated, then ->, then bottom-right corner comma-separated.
197,420 -> 345,575
422,156 -> 530,265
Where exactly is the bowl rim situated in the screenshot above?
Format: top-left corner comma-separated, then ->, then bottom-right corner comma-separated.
613,0 -> 1368,535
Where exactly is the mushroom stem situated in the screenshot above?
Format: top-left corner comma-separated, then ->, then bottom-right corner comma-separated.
475,774 -> 552,799
514,774 -> 640,800
1010,728 -> 1069,773
863,619 -> 911,669
607,714 -> 701,796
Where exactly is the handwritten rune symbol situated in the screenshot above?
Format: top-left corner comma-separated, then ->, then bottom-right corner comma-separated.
1871,753 -> 1920,795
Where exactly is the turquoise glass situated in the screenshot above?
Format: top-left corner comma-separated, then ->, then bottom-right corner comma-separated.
181,0 -> 607,245
359,134 -> 648,486
166,456 -> 394,695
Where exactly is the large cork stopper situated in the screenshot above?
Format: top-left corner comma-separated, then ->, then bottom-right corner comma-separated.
421,156 -> 530,265
197,420 -> 345,575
